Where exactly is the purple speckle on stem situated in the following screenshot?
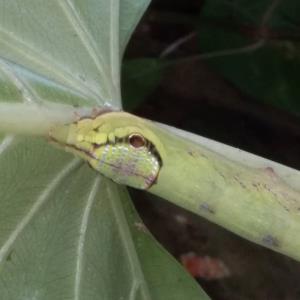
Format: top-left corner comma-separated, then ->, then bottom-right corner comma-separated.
262,234 -> 280,248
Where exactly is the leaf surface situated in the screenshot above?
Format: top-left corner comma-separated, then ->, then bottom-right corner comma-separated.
0,1 -> 209,299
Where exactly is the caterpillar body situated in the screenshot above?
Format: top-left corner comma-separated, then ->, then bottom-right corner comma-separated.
49,112 -> 163,190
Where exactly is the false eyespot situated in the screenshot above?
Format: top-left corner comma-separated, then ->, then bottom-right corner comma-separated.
49,118 -> 163,190
128,133 -> 146,148
88,132 -> 162,189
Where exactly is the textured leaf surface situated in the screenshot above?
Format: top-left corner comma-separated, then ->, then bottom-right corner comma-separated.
0,1 -> 209,299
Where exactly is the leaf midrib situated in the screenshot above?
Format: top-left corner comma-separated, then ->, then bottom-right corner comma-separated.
57,0 -> 112,102
74,175 -> 101,300
107,184 -> 152,300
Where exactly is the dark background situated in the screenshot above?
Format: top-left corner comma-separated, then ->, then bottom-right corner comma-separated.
122,0 -> 300,299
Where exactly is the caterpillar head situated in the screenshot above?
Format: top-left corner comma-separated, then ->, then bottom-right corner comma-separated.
49,112 -> 164,189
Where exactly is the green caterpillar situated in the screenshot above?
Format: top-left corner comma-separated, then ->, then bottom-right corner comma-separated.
49,111 -> 163,189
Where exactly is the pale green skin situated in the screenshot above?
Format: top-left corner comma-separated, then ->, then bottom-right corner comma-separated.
49,112 -> 162,189
50,111 -> 300,261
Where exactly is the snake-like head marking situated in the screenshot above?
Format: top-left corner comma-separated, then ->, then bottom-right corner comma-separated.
49,112 -> 164,189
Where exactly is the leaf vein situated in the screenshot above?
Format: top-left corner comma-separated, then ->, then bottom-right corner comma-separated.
109,0 -> 121,103
58,0 -> 111,102
107,184 -> 151,300
0,135 -> 14,156
0,158 -> 81,264
0,58 -> 41,103
74,175 -> 101,300
0,28 -> 99,102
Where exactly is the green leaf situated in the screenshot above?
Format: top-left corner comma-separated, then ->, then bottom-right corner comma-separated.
119,0 -> 152,57
198,0 -> 300,115
0,137 -> 207,299
201,0 -> 300,30
122,58 -> 165,111
0,1 -> 209,299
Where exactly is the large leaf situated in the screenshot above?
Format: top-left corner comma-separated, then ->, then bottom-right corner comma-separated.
198,0 -> 300,115
0,1 -> 209,299
0,137 -> 207,299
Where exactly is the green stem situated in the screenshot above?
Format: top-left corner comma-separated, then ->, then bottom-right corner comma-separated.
0,102 -> 104,136
146,120 -> 300,261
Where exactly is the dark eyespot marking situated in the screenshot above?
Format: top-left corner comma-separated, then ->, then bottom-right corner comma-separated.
113,133 -> 163,168
129,133 -> 146,148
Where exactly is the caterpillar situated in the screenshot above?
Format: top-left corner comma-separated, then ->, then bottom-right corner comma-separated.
49,112 -> 163,190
